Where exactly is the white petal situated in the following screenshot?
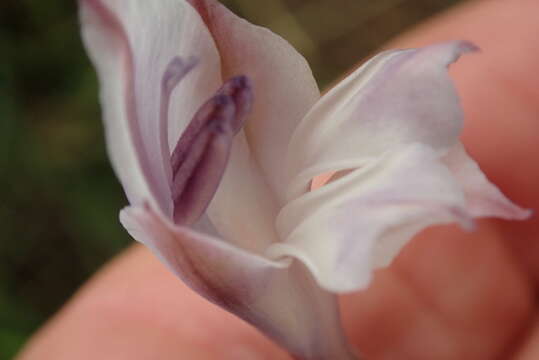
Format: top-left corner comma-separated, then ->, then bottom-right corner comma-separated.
286,41 -> 478,201
442,143 -> 531,219
207,132 -> 282,254
80,0 -> 222,216
120,204 -> 356,359
268,143 -> 472,293
188,0 -> 320,203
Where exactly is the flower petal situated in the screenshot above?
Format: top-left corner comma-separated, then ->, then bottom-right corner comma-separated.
188,0 -> 320,203
286,41 -> 478,201
80,0 -> 222,216
206,132 -> 282,254
442,143 -> 532,219
120,204 -> 357,359
268,143 -> 473,292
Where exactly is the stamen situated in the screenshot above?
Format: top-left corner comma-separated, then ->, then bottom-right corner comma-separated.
162,56 -> 198,96
216,75 -> 253,133
171,94 -> 236,225
169,75 -> 253,225
171,76 -> 253,175
160,56 -> 197,186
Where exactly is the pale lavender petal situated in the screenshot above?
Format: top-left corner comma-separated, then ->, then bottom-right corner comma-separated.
120,205 -> 357,360
186,0 -> 319,257
80,0 -> 222,216
268,143 -> 472,292
286,41 -> 478,200
188,0 -> 320,204
272,41 -> 528,293
207,131 -> 283,254
79,0 -> 161,211
442,143 -> 532,220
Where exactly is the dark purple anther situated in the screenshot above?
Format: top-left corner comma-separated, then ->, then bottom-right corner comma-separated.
170,75 -> 253,225
216,75 -> 253,134
171,76 -> 253,170
171,94 -> 235,187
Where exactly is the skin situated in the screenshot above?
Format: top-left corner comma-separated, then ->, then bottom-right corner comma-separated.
17,0 -> 539,359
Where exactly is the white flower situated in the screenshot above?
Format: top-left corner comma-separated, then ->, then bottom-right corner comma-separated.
79,0 -> 530,358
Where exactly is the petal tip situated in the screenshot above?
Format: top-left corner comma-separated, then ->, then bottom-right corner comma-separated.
513,207 -> 534,221
457,40 -> 481,54
484,200 -> 534,221
440,40 -> 480,68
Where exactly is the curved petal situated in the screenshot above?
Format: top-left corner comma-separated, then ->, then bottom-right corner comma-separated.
207,132 -> 282,254
120,204 -> 357,360
268,143 -> 473,293
442,143 -> 531,219
286,41 -> 478,201
79,0 -> 158,211
188,0 -> 320,204
80,0 -> 222,216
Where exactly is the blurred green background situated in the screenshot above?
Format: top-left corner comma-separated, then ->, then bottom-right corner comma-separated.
0,0 -> 465,358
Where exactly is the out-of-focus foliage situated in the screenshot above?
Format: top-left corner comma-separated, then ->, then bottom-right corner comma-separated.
1,2 -> 129,358
0,0 -> 463,358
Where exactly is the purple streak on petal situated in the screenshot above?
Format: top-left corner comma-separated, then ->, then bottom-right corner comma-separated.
171,94 -> 236,225
81,0 -> 171,214
160,56 -> 198,187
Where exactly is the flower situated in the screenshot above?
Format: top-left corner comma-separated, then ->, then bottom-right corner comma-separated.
79,0 -> 530,359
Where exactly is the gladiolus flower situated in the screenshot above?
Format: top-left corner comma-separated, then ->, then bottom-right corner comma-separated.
79,0 -> 530,358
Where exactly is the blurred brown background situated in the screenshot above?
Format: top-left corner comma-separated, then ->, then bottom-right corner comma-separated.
0,0 -> 465,358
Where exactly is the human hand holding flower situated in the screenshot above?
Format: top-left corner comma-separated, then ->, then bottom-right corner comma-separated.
17,0 -> 539,359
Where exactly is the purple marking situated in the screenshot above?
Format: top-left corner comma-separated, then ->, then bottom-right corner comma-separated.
160,56 -> 198,188
171,75 -> 253,177
216,76 -> 253,134
171,94 -> 232,175
170,94 -> 236,225
169,74 -> 253,225
162,56 -> 198,96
